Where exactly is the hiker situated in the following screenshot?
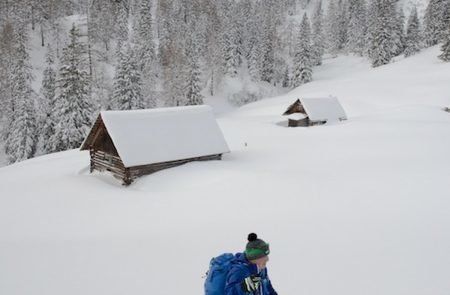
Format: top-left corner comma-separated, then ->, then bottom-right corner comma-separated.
224,233 -> 278,295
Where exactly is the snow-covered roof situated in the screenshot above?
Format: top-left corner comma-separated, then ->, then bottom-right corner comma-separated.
89,105 -> 230,167
299,97 -> 347,122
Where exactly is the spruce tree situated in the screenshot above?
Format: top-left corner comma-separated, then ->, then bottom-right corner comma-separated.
113,45 -> 145,110
440,35 -> 450,61
157,0 -> 172,68
292,13 -> 313,87
337,0 -> 350,52
185,23 -> 204,106
404,7 -> 421,57
39,44 -> 57,153
186,50 -> 204,105
89,0 -> 115,52
241,0 -> 254,60
326,0 -> 344,56
222,1 -> 240,77
365,0 -> 378,58
347,0 -> 368,56
246,3 -> 262,81
368,0 -> 396,67
115,0 -> 129,56
136,0 -> 157,108
160,1 -> 188,107
260,2 -> 276,83
327,0 -> 341,57
439,11 -> 450,61
392,8 -> 406,57
282,66 -> 290,88
50,24 -> 93,152
5,29 -> 37,163
162,37 -> 187,107
311,0 -> 325,65
203,1 -> 223,96
0,22 -> 15,126
424,0 -> 449,47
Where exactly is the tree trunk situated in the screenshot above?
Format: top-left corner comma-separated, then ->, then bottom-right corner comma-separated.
40,24 -> 44,47
31,5 -> 35,31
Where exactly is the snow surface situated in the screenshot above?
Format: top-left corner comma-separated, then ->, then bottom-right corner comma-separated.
95,105 -> 230,167
1,46 -> 450,295
300,96 -> 348,122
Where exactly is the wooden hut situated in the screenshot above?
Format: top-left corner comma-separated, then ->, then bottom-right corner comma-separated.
283,99 -> 310,127
283,97 -> 347,127
80,105 -> 230,185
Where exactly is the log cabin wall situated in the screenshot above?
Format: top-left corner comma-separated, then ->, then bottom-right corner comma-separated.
124,154 -> 222,185
288,118 -> 310,127
90,150 -> 126,179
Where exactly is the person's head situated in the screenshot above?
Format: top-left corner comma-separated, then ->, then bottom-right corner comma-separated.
244,233 -> 270,269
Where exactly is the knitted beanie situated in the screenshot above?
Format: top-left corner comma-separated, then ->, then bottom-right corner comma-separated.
244,233 -> 270,261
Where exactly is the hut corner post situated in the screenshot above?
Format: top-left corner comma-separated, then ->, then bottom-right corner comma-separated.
123,168 -> 133,186
89,149 -> 95,173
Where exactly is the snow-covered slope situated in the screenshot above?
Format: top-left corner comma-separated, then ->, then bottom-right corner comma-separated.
1,46 -> 450,295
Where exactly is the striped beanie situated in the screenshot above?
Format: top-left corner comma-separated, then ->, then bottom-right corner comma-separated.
244,233 -> 270,261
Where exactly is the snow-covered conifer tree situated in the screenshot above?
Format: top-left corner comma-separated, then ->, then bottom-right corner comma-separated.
4,27 -> 37,164
186,24 -> 204,106
157,0 -> 172,67
260,1 -> 276,83
245,3 -> 262,81
90,0 -> 115,52
115,0 -> 129,56
337,0 -> 350,53
0,22 -> 15,125
326,0 -> 341,56
347,0 -> 367,56
241,0 -> 254,60
160,1 -> 188,107
292,13 -> 313,87
311,0 -> 325,65
50,24 -> 93,152
365,0 -> 377,57
423,0 -> 449,47
113,45 -> 145,110
222,1 -> 241,77
404,7 -> 421,57
392,8 -> 406,57
203,1 -> 223,96
135,0 -> 157,108
368,0 -> 396,67
186,56 -> 204,106
439,10 -> 450,61
282,66 -> 290,88
440,35 -> 450,61
39,44 -> 57,153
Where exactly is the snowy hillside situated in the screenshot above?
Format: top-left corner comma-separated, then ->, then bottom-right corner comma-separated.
1,46 -> 450,295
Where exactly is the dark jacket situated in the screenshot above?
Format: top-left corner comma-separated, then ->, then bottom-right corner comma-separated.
224,253 -> 278,295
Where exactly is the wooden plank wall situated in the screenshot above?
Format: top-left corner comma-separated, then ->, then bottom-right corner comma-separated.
90,150 -> 222,185
90,150 -> 127,180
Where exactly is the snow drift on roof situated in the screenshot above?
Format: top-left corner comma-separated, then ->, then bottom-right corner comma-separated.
286,113 -> 307,120
100,105 -> 230,167
300,97 -> 347,122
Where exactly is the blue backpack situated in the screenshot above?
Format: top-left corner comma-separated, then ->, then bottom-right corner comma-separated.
204,253 -> 236,295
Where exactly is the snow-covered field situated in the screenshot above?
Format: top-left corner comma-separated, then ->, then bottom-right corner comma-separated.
1,46 -> 450,295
